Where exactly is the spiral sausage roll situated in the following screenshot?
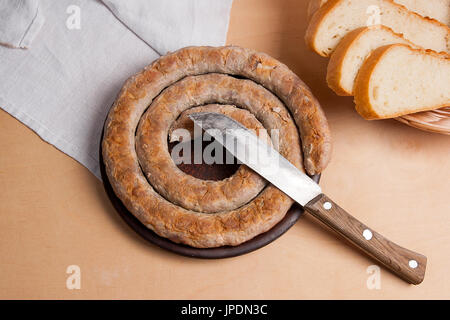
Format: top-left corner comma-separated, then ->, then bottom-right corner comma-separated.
102,46 -> 331,247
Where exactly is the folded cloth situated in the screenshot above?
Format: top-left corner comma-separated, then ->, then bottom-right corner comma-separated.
102,0 -> 233,55
0,0 -> 233,179
0,0 -> 45,48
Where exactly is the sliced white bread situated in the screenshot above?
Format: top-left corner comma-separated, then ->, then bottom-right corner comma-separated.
354,44 -> 450,119
395,0 -> 450,26
307,0 -> 450,25
327,26 -> 418,96
305,0 -> 450,57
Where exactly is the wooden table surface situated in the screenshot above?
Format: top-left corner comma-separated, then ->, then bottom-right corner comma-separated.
1,0 -> 449,299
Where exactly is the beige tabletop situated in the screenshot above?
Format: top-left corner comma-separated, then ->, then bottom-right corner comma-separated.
1,0 -> 449,299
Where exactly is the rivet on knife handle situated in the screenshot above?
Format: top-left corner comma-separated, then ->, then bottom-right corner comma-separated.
305,194 -> 427,285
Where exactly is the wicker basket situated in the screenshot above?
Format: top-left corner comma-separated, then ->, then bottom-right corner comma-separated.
396,107 -> 450,135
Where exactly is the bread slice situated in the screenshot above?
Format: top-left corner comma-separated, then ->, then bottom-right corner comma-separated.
394,0 -> 450,26
327,26 -> 417,96
354,44 -> 450,119
305,0 -> 450,57
307,0 -> 450,26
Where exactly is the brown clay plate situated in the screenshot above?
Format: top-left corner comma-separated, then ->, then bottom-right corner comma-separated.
99,131 -> 320,259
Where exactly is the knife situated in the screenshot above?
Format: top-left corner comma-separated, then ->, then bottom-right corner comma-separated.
189,112 -> 426,284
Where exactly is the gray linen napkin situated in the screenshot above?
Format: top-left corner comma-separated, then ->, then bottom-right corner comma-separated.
0,0 -> 233,178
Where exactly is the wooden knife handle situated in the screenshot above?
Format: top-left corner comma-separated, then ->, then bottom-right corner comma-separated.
305,194 -> 426,284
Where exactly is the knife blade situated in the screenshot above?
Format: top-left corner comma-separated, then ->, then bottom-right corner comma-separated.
189,112 -> 427,285
190,111 -> 321,206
